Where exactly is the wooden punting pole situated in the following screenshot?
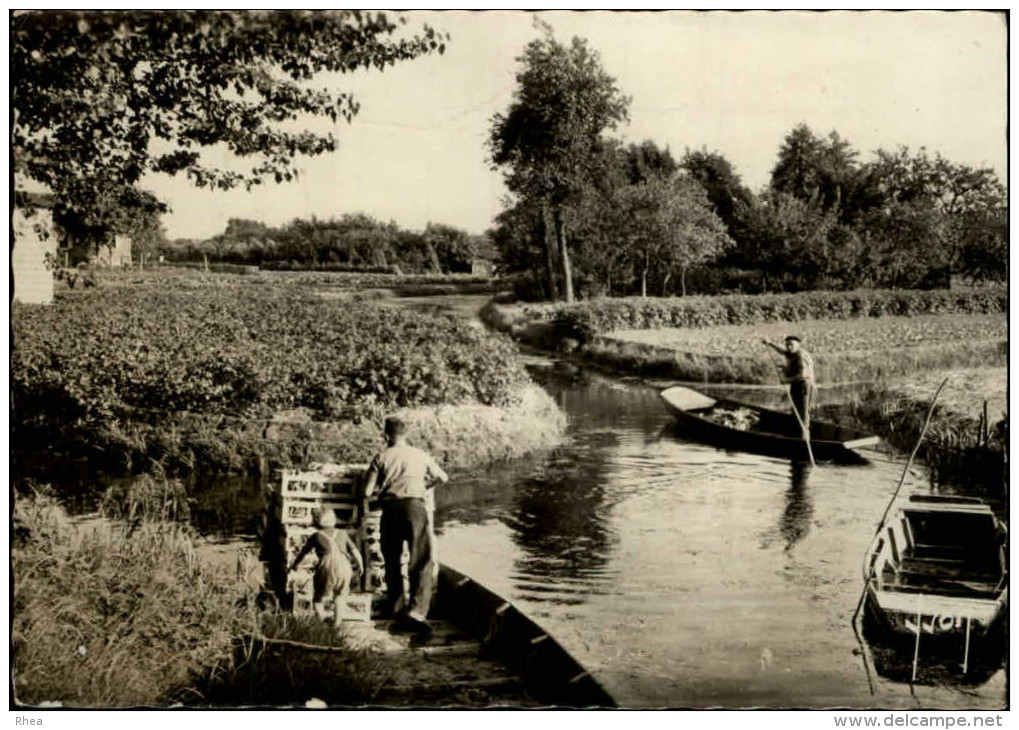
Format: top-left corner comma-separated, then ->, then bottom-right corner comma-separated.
962,617 -> 971,675
784,387 -> 815,467
911,607 -> 923,684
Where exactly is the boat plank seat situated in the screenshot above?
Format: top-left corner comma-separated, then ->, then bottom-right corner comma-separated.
889,554 -> 1001,597
899,557 -> 999,582
910,543 -> 971,562
886,577 -> 1000,599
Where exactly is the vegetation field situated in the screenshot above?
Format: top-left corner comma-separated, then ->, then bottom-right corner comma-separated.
12,270 -> 543,479
93,266 -> 502,296
589,314 -> 1006,385
508,288 -> 1007,340
608,313 -> 1004,358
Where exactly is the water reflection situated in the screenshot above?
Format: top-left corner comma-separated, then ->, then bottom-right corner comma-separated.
189,473 -> 267,537
757,459 -> 814,553
778,460 -> 814,552
861,612 -> 1006,687
503,439 -> 619,603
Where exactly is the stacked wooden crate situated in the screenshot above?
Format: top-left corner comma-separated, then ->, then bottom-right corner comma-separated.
275,463 -> 383,622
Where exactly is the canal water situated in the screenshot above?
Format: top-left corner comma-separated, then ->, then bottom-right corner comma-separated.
68,346 -> 1003,709
428,366 -> 1006,709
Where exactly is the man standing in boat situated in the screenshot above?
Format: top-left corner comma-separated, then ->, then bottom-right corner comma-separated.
763,335 -> 815,433
362,416 -> 448,634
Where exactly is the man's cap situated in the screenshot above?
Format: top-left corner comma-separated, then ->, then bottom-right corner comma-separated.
784,335 -> 801,343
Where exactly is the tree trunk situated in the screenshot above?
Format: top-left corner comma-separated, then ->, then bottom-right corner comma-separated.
542,203 -> 560,301
553,207 -> 573,303
662,272 -> 671,296
641,249 -> 648,298
680,266 -> 687,297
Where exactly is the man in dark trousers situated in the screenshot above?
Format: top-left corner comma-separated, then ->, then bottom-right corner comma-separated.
362,416 -> 448,634
763,335 -> 815,433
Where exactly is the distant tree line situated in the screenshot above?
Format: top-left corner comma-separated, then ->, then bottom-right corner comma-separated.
487,29 -> 1007,301
158,215 -> 487,275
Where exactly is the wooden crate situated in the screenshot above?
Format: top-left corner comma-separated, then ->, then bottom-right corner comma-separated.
272,463 -> 382,622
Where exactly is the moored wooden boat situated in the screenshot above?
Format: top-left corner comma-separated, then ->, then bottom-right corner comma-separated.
417,563 -> 616,707
267,464 -> 614,707
862,495 -> 1007,651
659,385 -> 879,462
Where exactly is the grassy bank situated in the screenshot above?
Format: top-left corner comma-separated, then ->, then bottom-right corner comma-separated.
14,382 -> 566,484
822,368 -> 1007,496
12,488 -> 407,707
12,490 -> 251,706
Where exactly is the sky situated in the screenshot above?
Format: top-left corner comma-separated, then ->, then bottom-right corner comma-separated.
143,10 -> 1008,241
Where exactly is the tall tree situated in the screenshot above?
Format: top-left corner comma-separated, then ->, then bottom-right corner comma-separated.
619,176 -> 733,297
735,191 -> 838,291
770,124 -> 826,203
622,140 -> 678,185
770,124 -> 860,217
681,148 -> 754,238
958,207 -> 1007,284
488,26 -> 630,302
865,146 -> 1006,281
13,10 -> 447,243
488,201 -> 548,299
422,222 -> 475,273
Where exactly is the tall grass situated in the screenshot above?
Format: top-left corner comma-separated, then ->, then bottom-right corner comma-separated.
822,386 -> 1007,496
12,489 -> 254,707
12,484 -> 395,707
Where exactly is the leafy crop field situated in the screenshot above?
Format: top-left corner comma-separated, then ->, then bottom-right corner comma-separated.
606,314 -> 1005,357
14,283 -> 525,424
13,272 -> 529,476
587,314 -> 1006,385
95,266 -> 501,296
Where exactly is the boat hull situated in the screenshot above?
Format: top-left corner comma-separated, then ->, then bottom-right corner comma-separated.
859,493 -> 1008,681
863,583 -> 1006,640
433,564 -> 616,707
660,388 -> 876,463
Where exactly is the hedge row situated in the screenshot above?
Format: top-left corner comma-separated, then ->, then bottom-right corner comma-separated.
516,288 -> 1007,341
259,261 -> 400,274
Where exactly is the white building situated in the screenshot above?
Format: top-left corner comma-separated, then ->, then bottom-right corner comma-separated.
12,192 -> 57,304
